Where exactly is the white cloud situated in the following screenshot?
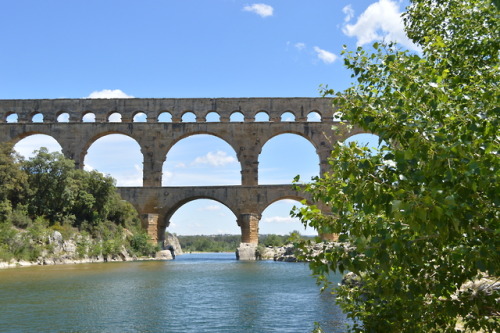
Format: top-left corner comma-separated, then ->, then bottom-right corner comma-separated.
192,151 -> 237,167
342,4 -> 354,22
243,4 -> 273,18
263,216 -> 297,224
313,46 -> 337,64
87,89 -> 134,99
342,0 -> 419,51
294,42 -> 306,51
175,162 -> 187,168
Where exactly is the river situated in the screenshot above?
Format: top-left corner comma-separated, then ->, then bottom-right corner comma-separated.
0,253 -> 349,332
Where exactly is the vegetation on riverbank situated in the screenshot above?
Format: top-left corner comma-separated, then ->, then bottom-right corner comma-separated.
0,144 -> 158,263
175,231 -> 310,253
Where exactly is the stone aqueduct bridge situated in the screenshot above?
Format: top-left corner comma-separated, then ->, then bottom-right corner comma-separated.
0,98 -> 363,251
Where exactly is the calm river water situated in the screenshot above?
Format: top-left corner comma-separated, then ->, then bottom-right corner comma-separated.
0,253 -> 349,332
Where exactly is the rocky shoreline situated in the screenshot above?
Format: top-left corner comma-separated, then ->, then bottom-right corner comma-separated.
0,231 -> 184,269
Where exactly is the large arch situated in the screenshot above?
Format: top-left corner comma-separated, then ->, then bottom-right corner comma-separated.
164,198 -> 240,236
259,198 -> 310,236
162,134 -> 241,186
84,133 -> 143,186
13,133 -> 63,159
258,133 -> 320,185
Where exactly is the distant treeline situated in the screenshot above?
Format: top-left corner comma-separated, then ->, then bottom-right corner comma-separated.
175,232 -> 314,252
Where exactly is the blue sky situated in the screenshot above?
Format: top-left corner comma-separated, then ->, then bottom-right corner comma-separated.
3,0 -> 414,236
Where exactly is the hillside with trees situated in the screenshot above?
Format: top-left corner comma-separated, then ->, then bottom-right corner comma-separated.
0,143 -> 158,264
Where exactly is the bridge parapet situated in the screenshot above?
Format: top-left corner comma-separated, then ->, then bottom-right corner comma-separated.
0,97 -> 336,124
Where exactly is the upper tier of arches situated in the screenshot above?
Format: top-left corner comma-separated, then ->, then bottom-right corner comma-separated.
0,98 -> 336,123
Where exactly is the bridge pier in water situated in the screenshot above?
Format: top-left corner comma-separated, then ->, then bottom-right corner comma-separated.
236,213 -> 260,260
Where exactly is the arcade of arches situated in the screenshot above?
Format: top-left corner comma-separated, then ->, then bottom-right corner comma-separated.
1,98 -> 365,259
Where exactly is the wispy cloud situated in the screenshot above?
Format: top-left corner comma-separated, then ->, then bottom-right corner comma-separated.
192,151 -> 237,167
342,4 -> 354,22
263,216 -> 297,224
294,42 -> 306,51
243,4 -> 273,18
87,89 -> 134,99
313,46 -> 337,64
342,0 -> 419,52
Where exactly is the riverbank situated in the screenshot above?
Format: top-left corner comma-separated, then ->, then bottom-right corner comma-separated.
0,230 -> 184,269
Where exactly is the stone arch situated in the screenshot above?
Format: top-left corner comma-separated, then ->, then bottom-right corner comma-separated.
57,112 -> 70,122
161,196 -> 239,236
255,111 -> 270,122
162,133 -> 241,186
158,111 -> 172,122
31,112 -> 44,123
5,112 -> 18,123
12,133 -> 63,159
81,132 -> 144,186
230,111 -> 244,122
205,111 -> 220,122
181,111 -> 196,123
280,111 -> 296,122
258,132 -> 320,184
307,111 -> 322,122
258,197 -> 311,235
107,112 -> 122,122
133,111 -> 147,122
82,112 -> 96,122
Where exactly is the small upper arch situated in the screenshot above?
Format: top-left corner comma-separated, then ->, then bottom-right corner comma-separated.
5,112 -> 18,123
307,111 -> 322,122
82,111 -> 96,122
280,111 -> 296,122
133,111 -> 147,122
56,111 -> 70,122
31,112 -> 44,123
107,112 -> 122,122
158,111 -> 173,122
230,111 -> 245,122
255,111 -> 270,122
205,111 -> 221,122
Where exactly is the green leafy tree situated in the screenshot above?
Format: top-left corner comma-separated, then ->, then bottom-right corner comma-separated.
294,0 -> 498,331
0,143 -> 29,221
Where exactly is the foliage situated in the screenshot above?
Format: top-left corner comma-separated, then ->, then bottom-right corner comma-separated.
0,143 -> 28,222
293,0 -> 499,331
0,143 -> 154,263
129,231 -> 159,256
178,234 -> 242,252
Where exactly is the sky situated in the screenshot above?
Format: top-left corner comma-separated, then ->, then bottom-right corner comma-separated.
2,0 -> 414,236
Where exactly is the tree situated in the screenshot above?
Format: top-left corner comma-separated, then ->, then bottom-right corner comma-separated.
293,0 -> 498,331
0,143 -> 28,221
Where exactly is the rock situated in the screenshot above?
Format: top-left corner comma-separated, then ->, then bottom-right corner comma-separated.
164,233 -> 183,255
156,250 -> 174,260
236,243 -> 258,260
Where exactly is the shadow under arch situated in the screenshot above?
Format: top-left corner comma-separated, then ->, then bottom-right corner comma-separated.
258,132 -> 320,185
160,197 -> 240,237
162,133 -> 241,186
83,132 -> 143,186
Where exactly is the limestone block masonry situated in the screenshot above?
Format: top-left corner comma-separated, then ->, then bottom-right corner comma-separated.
0,98 -> 365,260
